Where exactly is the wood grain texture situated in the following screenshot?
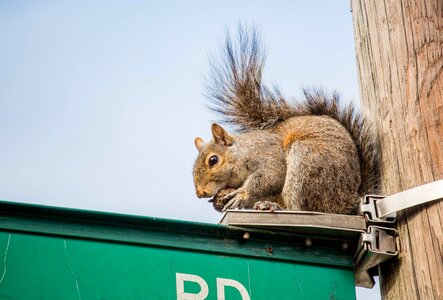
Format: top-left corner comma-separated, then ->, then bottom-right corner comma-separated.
351,0 -> 443,299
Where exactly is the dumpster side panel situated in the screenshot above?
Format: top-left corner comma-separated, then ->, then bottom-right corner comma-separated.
0,231 -> 355,299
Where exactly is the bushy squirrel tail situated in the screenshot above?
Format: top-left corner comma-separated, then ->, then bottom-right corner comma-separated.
206,25 -> 380,195
206,25 -> 295,131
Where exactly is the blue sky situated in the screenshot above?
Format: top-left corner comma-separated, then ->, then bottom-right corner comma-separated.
0,1 -> 379,298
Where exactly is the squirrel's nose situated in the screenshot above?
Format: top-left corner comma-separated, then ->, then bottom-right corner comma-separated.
196,186 -> 207,198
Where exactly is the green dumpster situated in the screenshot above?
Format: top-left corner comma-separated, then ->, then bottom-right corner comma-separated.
0,201 -> 359,299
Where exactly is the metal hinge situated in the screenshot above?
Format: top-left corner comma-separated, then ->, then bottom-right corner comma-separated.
359,195 -> 397,225
354,225 -> 398,288
355,180 -> 443,288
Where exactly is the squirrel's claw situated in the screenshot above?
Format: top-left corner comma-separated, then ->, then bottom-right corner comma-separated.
219,190 -> 238,203
222,194 -> 247,212
253,201 -> 283,212
222,198 -> 242,212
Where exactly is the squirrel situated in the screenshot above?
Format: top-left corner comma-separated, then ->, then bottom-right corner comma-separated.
192,26 -> 380,215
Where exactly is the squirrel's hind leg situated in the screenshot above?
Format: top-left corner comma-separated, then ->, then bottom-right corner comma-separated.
281,142 -> 313,211
282,139 -> 361,214
253,201 -> 283,212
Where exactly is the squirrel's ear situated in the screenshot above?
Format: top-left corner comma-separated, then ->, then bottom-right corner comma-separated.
211,123 -> 234,146
194,137 -> 205,152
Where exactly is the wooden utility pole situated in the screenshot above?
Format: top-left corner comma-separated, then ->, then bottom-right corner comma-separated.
351,0 -> 443,299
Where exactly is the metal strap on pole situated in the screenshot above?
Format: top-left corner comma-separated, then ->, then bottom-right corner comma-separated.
375,179 -> 443,218
360,179 -> 443,224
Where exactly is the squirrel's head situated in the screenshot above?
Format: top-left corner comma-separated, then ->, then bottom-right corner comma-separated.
192,123 -> 235,198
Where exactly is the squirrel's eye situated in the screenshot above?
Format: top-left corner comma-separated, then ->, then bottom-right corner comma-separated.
208,155 -> 219,167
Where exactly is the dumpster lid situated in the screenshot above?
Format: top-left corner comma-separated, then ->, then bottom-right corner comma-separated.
220,210 -> 366,239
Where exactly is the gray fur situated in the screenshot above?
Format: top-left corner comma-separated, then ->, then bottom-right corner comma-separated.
194,26 -> 381,214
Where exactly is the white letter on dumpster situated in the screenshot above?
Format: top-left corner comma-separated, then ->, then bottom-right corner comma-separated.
176,273 -> 209,300
216,278 -> 251,300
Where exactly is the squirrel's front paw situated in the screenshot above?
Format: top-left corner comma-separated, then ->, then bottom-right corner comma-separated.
253,201 -> 283,212
222,197 -> 247,212
210,188 -> 236,212
221,190 -> 249,212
